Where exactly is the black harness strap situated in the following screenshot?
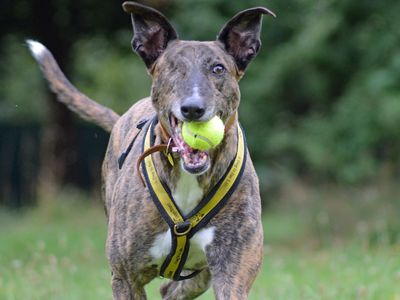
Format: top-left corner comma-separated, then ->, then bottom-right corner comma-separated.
118,118 -> 149,169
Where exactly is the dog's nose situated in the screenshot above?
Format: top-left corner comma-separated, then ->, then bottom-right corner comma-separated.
181,97 -> 205,121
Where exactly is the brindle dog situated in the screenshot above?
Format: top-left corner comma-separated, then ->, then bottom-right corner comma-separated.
28,2 -> 275,299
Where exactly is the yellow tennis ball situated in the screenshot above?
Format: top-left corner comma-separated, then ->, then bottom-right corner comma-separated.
182,116 -> 225,151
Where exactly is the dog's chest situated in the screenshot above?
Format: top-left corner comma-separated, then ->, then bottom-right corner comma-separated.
149,173 -> 215,269
173,172 -> 203,215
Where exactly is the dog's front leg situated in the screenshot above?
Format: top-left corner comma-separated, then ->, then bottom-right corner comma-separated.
111,273 -> 147,300
160,269 -> 211,300
206,223 -> 264,300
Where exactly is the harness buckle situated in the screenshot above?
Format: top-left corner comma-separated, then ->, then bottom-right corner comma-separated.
173,220 -> 192,236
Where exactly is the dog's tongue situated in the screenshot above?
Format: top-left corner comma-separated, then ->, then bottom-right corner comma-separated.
174,134 -> 208,170
181,143 -> 208,168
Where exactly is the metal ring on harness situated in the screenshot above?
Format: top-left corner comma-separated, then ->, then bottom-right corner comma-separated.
173,220 -> 192,236
166,137 -> 173,153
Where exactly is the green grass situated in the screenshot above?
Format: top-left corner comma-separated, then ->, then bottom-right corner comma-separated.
0,189 -> 400,300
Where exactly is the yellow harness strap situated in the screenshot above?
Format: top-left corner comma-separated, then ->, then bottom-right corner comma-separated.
141,117 -> 247,281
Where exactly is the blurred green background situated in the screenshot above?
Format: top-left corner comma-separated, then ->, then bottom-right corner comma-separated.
1,0 -> 400,299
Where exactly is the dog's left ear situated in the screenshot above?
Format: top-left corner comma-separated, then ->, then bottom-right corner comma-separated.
123,1 -> 178,69
217,7 -> 275,73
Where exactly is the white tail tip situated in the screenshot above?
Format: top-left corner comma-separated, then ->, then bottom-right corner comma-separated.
26,39 -> 47,59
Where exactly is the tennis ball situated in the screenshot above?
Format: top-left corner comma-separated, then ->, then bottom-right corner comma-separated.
182,116 -> 225,151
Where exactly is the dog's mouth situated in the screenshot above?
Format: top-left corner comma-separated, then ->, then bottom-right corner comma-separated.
170,115 -> 210,175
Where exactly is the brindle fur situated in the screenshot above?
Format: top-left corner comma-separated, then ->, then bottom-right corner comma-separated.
29,2 -> 275,299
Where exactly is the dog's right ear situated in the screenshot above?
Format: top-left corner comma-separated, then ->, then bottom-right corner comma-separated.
122,1 -> 178,69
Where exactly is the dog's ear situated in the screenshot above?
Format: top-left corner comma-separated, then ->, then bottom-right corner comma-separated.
123,1 -> 178,69
217,7 -> 275,73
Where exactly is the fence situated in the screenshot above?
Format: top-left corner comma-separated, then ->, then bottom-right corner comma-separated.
0,124 -> 108,208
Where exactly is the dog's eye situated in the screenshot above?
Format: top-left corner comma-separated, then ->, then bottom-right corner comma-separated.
212,64 -> 226,76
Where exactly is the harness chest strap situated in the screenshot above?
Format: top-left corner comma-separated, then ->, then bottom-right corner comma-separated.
141,118 -> 247,281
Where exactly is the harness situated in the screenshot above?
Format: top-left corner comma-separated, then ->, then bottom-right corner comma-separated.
120,116 -> 247,281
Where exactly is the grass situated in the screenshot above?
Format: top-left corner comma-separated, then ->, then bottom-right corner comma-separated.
0,185 -> 400,300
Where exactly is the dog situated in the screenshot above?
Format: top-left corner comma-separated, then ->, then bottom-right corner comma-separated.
28,2 -> 275,299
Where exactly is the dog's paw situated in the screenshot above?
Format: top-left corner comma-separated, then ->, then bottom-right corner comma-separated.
160,281 -> 178,300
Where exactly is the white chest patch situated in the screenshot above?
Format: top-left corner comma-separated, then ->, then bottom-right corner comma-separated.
173,172 -> 203,215
149,173 -> 215,268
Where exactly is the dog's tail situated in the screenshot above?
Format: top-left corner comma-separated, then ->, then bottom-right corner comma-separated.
26,40 -> 120,132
